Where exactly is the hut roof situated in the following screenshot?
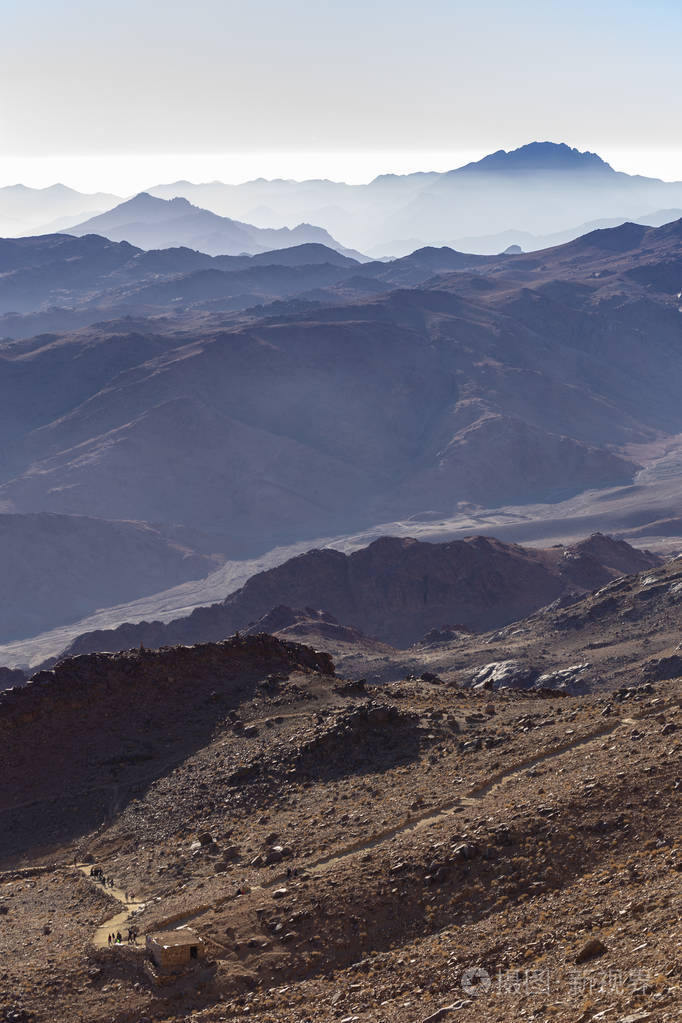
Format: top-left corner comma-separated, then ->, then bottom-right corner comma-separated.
148,928 -> 203,948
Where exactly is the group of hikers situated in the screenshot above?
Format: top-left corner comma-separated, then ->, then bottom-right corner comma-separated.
89,866 -> 135,901
107,927 -> 138,946
88,866 -> 139,948
89,866 -> 115,889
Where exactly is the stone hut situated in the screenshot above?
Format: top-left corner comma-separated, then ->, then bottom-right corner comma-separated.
146,927 -> 205,974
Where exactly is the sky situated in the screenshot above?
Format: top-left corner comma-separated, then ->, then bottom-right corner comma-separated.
3,0 -> 682,192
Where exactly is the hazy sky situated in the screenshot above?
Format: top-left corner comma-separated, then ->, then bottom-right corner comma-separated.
3,0 -> 682,190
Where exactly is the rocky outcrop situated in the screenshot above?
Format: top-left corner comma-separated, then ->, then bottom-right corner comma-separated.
0,634 -> 334,860
470,658 -> 594,694
471,660 -> 540,691
49,534 -> 661,658
243,606 -> 387,647
641,654 -> 682,682
222,701 -> 423,806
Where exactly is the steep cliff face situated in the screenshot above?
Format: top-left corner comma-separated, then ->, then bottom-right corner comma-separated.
0,634 -> 334,861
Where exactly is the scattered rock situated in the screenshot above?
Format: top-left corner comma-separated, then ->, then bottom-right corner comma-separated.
574,937 -> 607,964
471,661 -> 539,691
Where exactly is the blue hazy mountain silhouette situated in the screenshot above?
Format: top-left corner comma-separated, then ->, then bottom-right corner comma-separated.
451,141 -> 613,175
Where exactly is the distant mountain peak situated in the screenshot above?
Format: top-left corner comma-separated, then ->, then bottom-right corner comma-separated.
455,142 -> 614,175
64,192 -> 363,259
129,191 -> 164,204
114,192 -> 198,216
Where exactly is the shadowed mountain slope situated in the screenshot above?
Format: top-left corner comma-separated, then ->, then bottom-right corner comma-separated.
0,512 -> 220,643
0,634 -> 334,860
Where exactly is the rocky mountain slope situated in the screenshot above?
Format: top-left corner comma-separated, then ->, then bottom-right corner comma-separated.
4,218 -> 682,553
327,544 -> 682,691
2,588 -> 681,1023
48,533 -> 660,660
0,633 -> 333,861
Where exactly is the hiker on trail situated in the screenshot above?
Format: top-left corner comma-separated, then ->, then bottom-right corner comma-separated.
116,931 -> 122,944
107,934 -> 112,945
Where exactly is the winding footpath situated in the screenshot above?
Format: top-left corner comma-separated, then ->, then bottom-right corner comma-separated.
82,713 -> 640,944
77,867 -> 145,948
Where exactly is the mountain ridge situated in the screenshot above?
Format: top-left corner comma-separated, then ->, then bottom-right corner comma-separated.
449,141 -> 614,176
45,532 -> 660,661
145,142 -> 682,251
1,218 -> 681,561
65,192 -> 365,259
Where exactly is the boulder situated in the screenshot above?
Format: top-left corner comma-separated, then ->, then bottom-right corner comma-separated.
471,660 -> 539,691
574,937 -> 607,964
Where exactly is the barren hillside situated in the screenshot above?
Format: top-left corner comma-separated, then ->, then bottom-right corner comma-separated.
1,580 -> 680,1023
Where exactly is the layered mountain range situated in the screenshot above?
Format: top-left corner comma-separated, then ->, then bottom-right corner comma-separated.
1,144 -> 682,661
8,143 -> 682,255
0,232 -> 489,329
2,218 -> 681,552
65,192 -> 365,259
0,182 -> 120,237
4,145 -> 682,1023
147,142 -> 682,254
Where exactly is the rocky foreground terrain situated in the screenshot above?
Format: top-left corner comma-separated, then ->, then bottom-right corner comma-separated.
1,554 -> 681,1023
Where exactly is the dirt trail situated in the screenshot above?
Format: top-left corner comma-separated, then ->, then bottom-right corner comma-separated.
152,713 -> 641,932
77,866 -> 145,948
302,716 -> 634,875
